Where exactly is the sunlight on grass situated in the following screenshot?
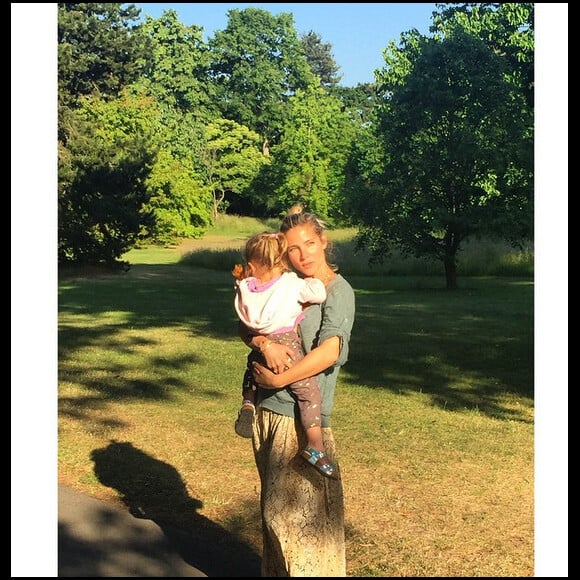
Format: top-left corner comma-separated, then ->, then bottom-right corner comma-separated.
123,216 -> 533,278
61,221 -> 535,577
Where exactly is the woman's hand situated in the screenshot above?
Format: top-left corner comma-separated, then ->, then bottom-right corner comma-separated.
261,341 -> 295,376
252,361 -> 284,389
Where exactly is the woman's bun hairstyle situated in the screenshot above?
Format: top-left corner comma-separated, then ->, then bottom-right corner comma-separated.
287,203 -> 303,217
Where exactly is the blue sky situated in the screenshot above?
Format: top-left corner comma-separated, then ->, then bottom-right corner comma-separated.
134,3 -> 438,87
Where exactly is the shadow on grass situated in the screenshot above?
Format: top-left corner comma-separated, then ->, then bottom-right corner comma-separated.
346,277 -> 534,421
59,262 -> 533,422
89,441 -> 261,577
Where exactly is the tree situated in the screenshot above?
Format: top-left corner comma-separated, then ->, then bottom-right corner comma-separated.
141,149 -> 211,244
329,82 -> 380,125
300,30 -> 342,88
199,119 -> 270,220
58,90 -> 158,265
130,9 -> 223,240
431,3 -> 534,107
251,87 -> 356,221
58,3 -> 147,109
138,8 -> 217,120
58,3 -> 158,265
208,7 -> 316,153
348,24 -> 533,289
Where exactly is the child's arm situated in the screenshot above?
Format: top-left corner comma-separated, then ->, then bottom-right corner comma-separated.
299,277 -> 326,305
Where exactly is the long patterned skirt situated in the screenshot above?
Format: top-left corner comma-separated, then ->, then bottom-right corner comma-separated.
253,408 -> 346,577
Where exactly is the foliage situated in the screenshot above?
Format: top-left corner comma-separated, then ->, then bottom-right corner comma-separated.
329,82 -> 380,125
342,122 -> 388,224
300,30 -> 343,87
58,3 -> 155,265
347,4 -> 533,289
58,3 -> 147,109
208,7 -> 317,150
432,3 -> 534,106
58,90 -> 158,265
138,8 -> 218,120
251,86 -> 357,222
141,149 -> 212,244
199,119 -> 271,220
57,3 -> 535,274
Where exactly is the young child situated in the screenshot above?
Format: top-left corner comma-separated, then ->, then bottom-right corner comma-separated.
232,231 -> 338,479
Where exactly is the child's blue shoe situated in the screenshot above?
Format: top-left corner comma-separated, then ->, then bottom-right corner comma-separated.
301,446 -> 339,480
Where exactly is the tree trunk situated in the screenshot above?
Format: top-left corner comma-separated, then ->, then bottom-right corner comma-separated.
212,189 -> 225,222
444,255 -> 458,289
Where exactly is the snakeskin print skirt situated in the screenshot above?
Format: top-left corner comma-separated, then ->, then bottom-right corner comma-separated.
252,408 -> 346,577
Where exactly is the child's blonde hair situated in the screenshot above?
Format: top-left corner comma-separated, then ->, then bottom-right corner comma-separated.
232,231 -> 290,280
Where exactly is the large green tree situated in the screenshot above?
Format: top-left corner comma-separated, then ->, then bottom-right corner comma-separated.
58,91 -> 158,265
251,86 -> 356,221
58,3 -> 157,265
208,7 -> 316,154
138,8 -> 217,119
347,4 -> 533,289
141,148 -> 211,244
131,9 -> 222,238
58,3 -> 147,109
300,30 -> 342,88
199,119 -> 270,220
432,3 -> 534,107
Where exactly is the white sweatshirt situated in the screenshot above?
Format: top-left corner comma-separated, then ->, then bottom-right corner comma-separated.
234,271 -> 326,335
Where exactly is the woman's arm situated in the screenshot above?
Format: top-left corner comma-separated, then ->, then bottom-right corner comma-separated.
252,335 -> 341,389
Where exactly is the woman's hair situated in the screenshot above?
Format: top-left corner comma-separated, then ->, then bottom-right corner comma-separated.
280,205 -> 337,272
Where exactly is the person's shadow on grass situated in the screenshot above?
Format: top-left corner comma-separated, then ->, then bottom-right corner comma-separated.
90,440 -> 261,577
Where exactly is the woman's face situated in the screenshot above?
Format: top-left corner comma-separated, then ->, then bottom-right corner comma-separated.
284,223 -> 328,279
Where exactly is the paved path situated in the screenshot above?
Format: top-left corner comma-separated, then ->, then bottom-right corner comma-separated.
58,484 -> 207,577
57,483 -> 262,577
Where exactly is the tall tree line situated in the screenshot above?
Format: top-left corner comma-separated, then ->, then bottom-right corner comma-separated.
58,3 -> 533,288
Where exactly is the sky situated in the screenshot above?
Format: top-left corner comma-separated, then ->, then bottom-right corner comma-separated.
133,2 -> 439,87
11,4 -> 568,577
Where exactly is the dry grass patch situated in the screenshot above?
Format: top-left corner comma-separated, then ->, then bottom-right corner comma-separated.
59,234 -> 534,577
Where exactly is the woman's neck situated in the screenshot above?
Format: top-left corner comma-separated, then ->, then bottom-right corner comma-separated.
317,267 -> 336,286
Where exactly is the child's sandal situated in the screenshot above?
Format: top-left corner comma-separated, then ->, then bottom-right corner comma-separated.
300,446 -> 339,480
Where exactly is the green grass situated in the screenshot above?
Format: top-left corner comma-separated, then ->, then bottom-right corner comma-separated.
58,223 -> 534,577
333,233 -> 534,277
209,212 -> 282,236
150,218 -> 533,279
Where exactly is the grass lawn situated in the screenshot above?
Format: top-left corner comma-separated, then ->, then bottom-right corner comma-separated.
57,228 -> 535,577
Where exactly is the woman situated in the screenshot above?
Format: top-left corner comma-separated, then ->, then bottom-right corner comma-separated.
241,207 -> 356,576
